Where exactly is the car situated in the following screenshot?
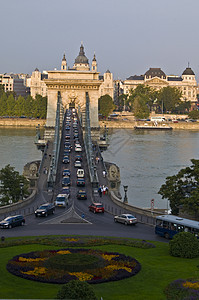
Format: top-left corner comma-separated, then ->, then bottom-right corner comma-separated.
77,168 -> 84,178
63,156 -> 70,164
65,134 -> 70,140
89,203 -> 104,213
62,169 -> 70,177
64,146 -> 71,152
61,186 -> 70,197
77,178 -> 85,186
35,203 -> 55,217
65,126 -> 70,131
55,194 -> 68,207
75,155 -> 82,161
114,214 -> 137,225
62,176 -> 71,186
0,215 -> 25,229
63,150 -> 70,156
76,190 -> 87,200
74,160 -> 82,168
75,145 -> 82,152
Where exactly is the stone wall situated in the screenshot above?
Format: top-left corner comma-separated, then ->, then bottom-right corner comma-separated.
0,118 -> 46,127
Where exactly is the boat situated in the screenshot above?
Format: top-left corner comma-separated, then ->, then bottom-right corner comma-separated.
134,123 -> 172,131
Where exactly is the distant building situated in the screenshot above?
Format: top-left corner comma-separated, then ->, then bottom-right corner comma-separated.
123,67 -> 197,108
0,73 -> 30,97
99,69 -> 114,99
30,69 -> 48,98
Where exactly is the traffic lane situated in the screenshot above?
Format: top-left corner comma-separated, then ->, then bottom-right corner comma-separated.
0,222 -> 166,242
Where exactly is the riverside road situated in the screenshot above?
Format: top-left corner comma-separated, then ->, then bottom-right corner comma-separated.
0,110 -> 165,243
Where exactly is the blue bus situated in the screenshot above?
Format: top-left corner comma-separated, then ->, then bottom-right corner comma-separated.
155,215 -> 199,239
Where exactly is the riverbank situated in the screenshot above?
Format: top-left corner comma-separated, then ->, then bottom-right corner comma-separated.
99,120 -> 199,130
0,118 -> 46,127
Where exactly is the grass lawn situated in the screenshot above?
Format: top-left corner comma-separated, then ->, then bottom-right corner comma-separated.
0,238 -> 199,300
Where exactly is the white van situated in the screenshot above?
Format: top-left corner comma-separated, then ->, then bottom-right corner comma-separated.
77,169 -> 84,178
151,116 -> 166,122
55,194 -> 68,208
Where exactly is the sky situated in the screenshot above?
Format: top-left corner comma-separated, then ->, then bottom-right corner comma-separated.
1,0 -> 199,80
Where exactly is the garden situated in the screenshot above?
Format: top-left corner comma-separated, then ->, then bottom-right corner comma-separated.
0,234 -> 199,299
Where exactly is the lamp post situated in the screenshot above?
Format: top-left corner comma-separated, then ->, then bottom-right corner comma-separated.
123,185 -> 128,203
19,182 -> 24,201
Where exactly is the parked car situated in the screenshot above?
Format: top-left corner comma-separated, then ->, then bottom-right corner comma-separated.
55,194 -> 68,207
114,214 -> 137,225
35,203 -> 55,217
62,176 -> 71,186
0,215 -> 25,229
76,190 -> 87,200
62,169 -> 70,177
74,160 -> 82,168
77,178 -> 85,186
89,203 -> 104,213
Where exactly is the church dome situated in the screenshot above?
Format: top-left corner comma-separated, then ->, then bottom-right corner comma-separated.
145,68 -> 166,79
182,67 -> 195,76
75,43 -> 89,64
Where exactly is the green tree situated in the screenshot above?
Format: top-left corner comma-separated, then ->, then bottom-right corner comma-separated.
158,159 -> 199,216
157,86 -> 182,113
0,93 -> 8,116
56,280 -> 97,300
0,165 -> 29,205
98,94 -> 115,118
7,94 -> 15,116
133,95 -> 150,119
188,110 -> 199,119
117,94 -> 128,111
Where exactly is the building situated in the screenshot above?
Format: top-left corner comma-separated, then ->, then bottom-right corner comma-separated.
99,69 -> 114,99
123,67 -> 197,108
0,73 -> 30,97
30,69 -> 48,98
44,43 -> 108,136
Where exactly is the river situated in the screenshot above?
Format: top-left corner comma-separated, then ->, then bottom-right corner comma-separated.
102,129 -> 199,209
0,127 -> 199,210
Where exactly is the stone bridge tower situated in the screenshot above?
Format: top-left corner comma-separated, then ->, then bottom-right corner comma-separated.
44,43 -> 101,139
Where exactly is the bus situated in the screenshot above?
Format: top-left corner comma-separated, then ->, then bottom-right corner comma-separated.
151,116 -> 166,122
155,215 -> 199,239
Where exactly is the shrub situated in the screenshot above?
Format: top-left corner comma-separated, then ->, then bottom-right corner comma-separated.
56,280 -> 97,300
169,232 -> 199,258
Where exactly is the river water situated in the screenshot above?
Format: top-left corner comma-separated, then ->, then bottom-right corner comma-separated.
102,129 -> 199,209
0,127 -> 199,209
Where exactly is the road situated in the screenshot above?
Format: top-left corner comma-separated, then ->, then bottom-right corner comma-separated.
0,109 -> 166,243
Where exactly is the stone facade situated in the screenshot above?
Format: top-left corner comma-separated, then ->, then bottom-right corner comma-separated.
99,70 -> 114,99
0,73 -> 30,97
123,67 -> 198,108
30,69 -> 48,98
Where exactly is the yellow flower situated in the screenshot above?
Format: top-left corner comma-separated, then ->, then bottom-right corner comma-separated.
18,257 -> 46,262
101,254 -> 119,261
105,264 -> 132,273
183,281 -> 199,290
57,250 -> 71,255
65,238 -> 79,242
22,267 -> 47,276
68,272 -> 93,281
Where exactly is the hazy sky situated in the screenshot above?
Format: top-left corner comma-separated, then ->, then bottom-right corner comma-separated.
1,0 -> 199,80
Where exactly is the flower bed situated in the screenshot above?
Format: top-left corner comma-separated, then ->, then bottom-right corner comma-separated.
165,279 -> 199,299
7,248 -> 141,284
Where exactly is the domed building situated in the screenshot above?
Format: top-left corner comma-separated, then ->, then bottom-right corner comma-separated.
123,66 -> 197,108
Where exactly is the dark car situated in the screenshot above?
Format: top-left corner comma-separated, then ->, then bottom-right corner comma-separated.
0,215 -> 25,229
63,150 -> 70,156
65,134 -> 70,140
62,176 -> 71,186
61,186 -> 70,197
89,203 -> 104,213
62,169 -> 70,177
64,147 -> 71,152
75,155 -> 82,161
76,178 -> 85,186
63,156 -> 70,164
35,203 -> 55,217
76,190 -> 87,200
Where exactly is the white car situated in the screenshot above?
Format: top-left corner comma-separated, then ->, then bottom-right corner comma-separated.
114,214 -> 137,225
74,160 -> 82,168
55,194 -> 68,208
75,145 -> 82,152
77,168 -> 84,178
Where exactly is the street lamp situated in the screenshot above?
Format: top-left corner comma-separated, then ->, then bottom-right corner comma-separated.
19,182 -> 24,201
123,185 -> 128,203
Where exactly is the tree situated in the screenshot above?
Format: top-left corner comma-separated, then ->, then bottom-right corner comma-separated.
158,159 -> 199,216
98,94 -> 115,118
188,110 -> 199,119
56,280 -> 97,300
157,86 -> 182,113
133,95 -> 150,119
117,94 -> 128,111
0,165 -> 29,205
